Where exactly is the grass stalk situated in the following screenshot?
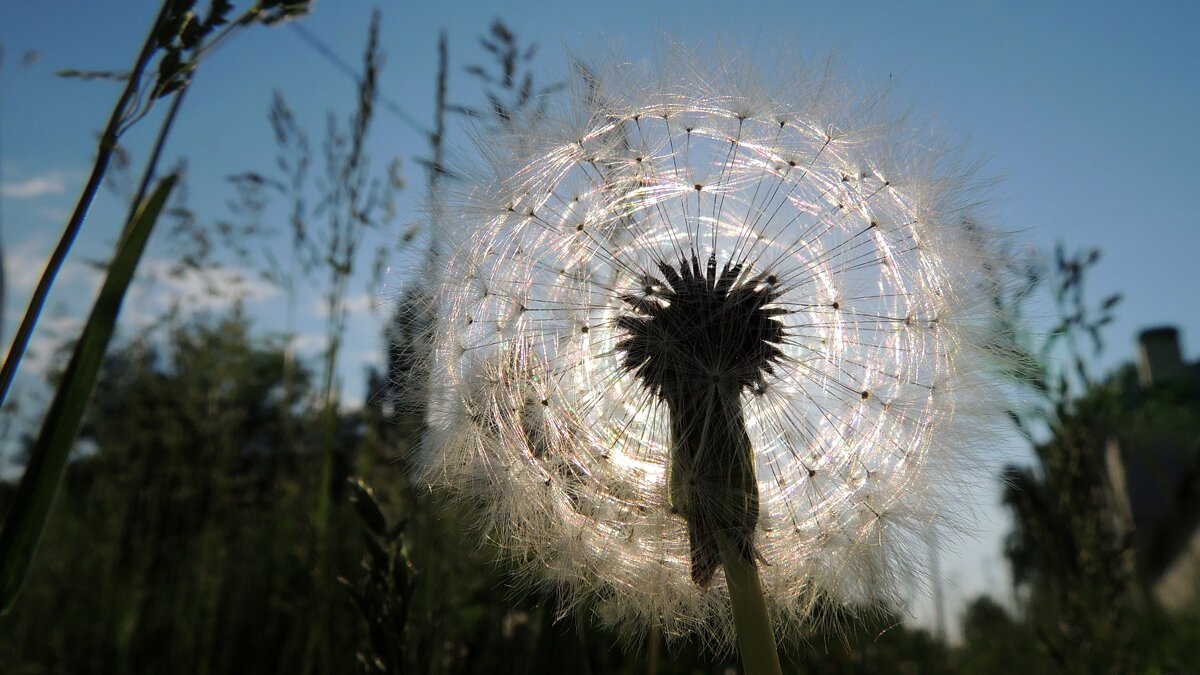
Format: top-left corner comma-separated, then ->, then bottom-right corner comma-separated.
0,0 -> 176,407
0,175 -> 177,614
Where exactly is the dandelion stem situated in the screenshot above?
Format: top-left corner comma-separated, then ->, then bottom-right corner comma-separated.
719,534 -> 783,675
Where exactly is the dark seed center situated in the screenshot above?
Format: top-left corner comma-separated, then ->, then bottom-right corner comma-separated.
615,251 -> 786,397
615,251 -> 788,586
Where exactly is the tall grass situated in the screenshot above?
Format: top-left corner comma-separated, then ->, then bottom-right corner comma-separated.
0,1 -> 315,614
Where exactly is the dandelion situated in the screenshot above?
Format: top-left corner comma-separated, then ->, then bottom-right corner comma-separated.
415,48 -> 1011,670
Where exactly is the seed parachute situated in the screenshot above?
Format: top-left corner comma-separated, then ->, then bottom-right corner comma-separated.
412,48 -> 1015,648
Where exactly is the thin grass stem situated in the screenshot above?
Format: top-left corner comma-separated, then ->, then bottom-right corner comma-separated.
0,0 -> 175,406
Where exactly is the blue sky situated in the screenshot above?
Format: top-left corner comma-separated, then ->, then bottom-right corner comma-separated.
2,0 -> 1199,636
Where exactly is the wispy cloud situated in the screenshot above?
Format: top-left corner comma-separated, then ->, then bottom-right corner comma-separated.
3,236 -> 52,298
290,332 -> 327,355
10,311 -> 84,387
312,291 -> 380,318
0,256 -> 283,406
124,258 -> 282,325
2,237 -> 97,323
35,205 -> 71,222
0,170 -> 69,199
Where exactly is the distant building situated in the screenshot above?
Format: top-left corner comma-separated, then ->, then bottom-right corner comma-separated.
1105,327 -> 1200,611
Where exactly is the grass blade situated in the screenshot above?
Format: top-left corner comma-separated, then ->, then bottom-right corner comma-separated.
0,175 -> 177,614
0,0 -> 178,407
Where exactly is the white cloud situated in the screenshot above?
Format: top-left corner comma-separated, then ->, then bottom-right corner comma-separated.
2,237 -> 102,335
0,170 -> 69,199
346,292 -> 379,315
35,205 -> 71,222
312,291 -> 381,319
3,250 -> 284,351
289,332 -> 328,355
0,258 -> 282,411
124,258 -> 281,326
3,236 -> 53,299
12,311 -> 83,385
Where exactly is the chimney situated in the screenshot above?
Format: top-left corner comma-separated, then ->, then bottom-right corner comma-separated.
1137,327 -> 1185,388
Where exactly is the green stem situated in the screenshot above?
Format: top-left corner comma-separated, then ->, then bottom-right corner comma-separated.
0,0 -> 175,407
719,534 -> 783,675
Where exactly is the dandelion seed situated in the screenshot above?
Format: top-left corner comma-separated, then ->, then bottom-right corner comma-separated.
415,48 -> 1013,656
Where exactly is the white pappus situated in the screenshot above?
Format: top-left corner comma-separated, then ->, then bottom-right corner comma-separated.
410,48 -> 1016,649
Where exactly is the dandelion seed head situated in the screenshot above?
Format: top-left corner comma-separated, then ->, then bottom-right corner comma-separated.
416,47 -> 1015,648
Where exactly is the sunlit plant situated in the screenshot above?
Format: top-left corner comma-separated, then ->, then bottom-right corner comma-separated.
415,49 -> 1011,672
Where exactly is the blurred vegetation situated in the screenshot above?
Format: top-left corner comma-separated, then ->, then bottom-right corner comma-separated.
5,301 -> 1197,673
994,247 -> 1200,674
0,0 -> 314,620
2,5 -> 1200,675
